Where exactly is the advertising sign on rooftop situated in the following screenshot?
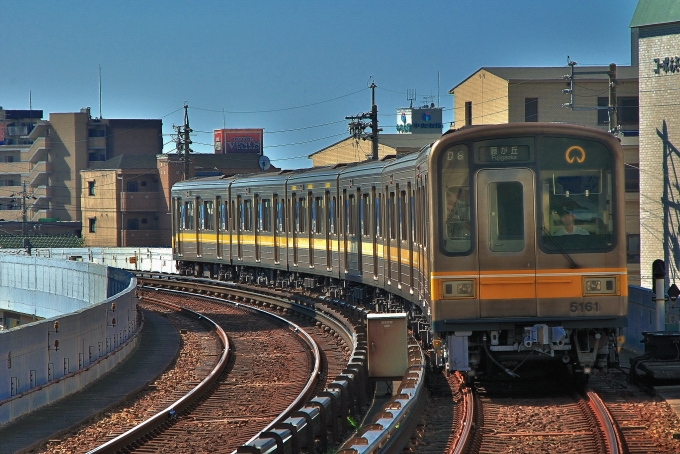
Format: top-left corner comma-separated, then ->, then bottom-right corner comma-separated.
214,129 -> 264,155
396,107 -> 443,134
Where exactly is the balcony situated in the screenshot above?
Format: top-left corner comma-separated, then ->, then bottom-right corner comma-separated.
0,161 -> 30,173
21,137 -> 49,164
121,191 -> 160,212
25,161 -> 51,186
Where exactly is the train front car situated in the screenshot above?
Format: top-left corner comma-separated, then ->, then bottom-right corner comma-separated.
429,123 -> 626,381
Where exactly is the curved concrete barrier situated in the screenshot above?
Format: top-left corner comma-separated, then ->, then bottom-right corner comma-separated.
0,255 -> 138,426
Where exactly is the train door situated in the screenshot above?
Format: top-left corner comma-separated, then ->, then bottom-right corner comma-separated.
372,187 -> 379,279
325,191 -> 331,270
173,197 -> 182,256
273,195 -> 280,263
476,168 -> 537,317
254,195 -> 260,262
216,197 -> 222,259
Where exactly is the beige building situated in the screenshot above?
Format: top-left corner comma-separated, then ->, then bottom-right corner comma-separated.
450,66 -> 641,285
630,0 -> 680,288
0,107 -> 163,231
309,133 -> 442,167
81,152 -> 275,247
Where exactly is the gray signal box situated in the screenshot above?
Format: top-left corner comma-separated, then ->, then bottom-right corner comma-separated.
367,313 -> 408,379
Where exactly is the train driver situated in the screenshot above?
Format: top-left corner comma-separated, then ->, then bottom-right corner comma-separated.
554,208 -> 589,236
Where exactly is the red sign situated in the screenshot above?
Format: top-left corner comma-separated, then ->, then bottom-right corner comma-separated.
214,128 -> 263,155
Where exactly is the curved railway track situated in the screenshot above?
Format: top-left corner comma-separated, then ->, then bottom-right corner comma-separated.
415,372 -> 624,454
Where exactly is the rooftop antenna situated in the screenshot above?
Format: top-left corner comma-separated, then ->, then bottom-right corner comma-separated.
407,89 -> 416,108
98,64 -> 102,119
438,71 -> 440,107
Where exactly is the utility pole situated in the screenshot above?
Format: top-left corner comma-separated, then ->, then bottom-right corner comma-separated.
21,181 -> 27,237
562,57 -> 618,134
346,81 -> 382,161
173,103 -> 193,180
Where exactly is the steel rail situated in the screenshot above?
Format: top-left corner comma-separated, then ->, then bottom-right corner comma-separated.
586,390 -> 624,454
85,297 -> 230,454
450,372 -> 474,454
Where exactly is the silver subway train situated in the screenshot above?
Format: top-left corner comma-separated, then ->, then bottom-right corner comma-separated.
172,123 -> 627,380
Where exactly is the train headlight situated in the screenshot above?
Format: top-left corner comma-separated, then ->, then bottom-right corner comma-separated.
442,279 -> 475,298
583,276 -> 617,295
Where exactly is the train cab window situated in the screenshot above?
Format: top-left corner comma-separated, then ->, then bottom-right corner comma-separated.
314,197 -> 324,234
440,144 -> 472,253
539,137 -> 614,252
202,201 -> 214,230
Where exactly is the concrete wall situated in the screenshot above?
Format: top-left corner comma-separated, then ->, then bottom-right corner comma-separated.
0,255 -> 138,426
626,285 -> 680,353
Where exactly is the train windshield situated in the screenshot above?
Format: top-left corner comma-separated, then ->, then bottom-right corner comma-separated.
440,144 -> 472,253
539,137 -> 614,252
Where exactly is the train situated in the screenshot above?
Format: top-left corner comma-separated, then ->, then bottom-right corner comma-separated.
171,122 -> 627,381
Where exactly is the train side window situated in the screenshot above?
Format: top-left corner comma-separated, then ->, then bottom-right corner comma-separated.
256,196 -> 262,232
203,201 -> 214,230
296,196 -> 307,233
263,197 -> 271,232
410,188 -> 415,241
376,193 -> 382,238
400,190 -> 408,241
314,196 -> 324,234
243,199 -> 253,232
184,201 -> 194,230
361,193 -> 370,237
348,194 -> 356,235
219,200 -> 226,231
329,195 -> 336,235
388,191 -> 396,240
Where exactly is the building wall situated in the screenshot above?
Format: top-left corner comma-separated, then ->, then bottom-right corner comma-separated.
310,139 -> 396,167
81,170 -> 120,246
49,112 -> 90,222
637,28 -> 680,288
452,71 -> 509,127
105,119 -> 163,159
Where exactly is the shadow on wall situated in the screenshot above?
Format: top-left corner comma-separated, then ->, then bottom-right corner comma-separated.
659,120 -> 680,286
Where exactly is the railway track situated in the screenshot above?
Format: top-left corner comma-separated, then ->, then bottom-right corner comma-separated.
416,371 -> 624,454
37,273 -> 428,453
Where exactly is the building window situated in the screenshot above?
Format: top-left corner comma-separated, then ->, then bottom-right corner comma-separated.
618,96 -> 639,126
465,101 -> 472,126
89,218 -> 96,233
627,233 -> 640,263
525,98 -> 538,122
88,181 -> 95,196
88,128 -> 106,138
127,181 -> 138,192
597,97 -> 609,125
625,165 -> 640,193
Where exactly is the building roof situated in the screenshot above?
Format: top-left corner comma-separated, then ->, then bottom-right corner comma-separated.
450,66 -> 638,93
85,154 -> 157,171
630,0 -> 680,28
308,134 -> 440,158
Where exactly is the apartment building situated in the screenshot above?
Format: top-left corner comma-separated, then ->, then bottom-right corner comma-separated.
80,152 -> 274,247
449,66 -> 641,285
0,107 -> 163,231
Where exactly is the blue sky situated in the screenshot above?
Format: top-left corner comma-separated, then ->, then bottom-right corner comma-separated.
0,0 -> 638,169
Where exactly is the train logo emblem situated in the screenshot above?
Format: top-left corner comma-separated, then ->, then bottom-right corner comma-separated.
565,146 -> 586,163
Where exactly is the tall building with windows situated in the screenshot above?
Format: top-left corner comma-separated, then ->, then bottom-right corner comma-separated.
449,67 -> 641,284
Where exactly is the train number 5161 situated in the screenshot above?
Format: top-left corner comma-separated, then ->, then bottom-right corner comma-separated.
570,302 -> 599,313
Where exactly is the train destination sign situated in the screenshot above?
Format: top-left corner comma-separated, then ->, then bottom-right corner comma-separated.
478,145 -> 531,163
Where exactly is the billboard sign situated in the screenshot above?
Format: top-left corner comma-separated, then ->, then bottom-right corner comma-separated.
396,107 -> 443,134
214,128 -> 263,155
